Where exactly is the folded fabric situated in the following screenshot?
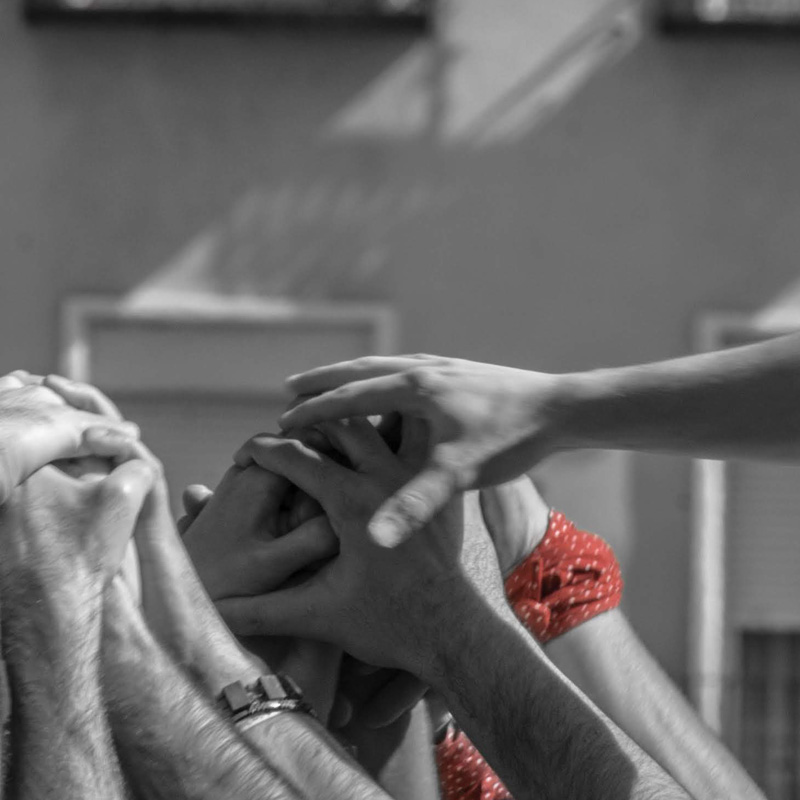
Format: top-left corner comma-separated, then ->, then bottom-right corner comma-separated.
437,511 -> 624,800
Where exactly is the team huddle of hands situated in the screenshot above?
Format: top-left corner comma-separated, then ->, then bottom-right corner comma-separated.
2,348 -> 777,800
0,356 -> 550,741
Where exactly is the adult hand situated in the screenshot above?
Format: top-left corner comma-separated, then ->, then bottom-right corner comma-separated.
0,372 -> 140,505
279,355 -> 563,547
219,418 -> 506,676
0,453 -> 156,642
179,466 -> 342,718
181,465 -> 335,601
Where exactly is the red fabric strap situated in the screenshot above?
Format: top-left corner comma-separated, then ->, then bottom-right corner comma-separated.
505,510 -> 624,644
436,511 -> 624,800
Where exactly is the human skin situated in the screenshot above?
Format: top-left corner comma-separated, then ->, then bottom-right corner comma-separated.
0,370 -> 140,505
218,423 -> 690,800
280,336 -> 800,544
0,454 -> 156,800
179,462 -> 441,800
481,476 -> 765,800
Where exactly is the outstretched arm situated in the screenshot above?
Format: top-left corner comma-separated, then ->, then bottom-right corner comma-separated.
103,579 -> 386,800
547,610 -> 764,800
222,428 -> 690,800
552,332 -> 800,461
280,335 -> 800,543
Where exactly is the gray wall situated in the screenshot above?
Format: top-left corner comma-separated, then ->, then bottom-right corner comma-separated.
3,2 -> 800,685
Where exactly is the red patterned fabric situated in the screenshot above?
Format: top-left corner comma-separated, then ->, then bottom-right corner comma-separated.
436,510 -> 624,800
504,510 -> 624,643
437,726 -> 512,800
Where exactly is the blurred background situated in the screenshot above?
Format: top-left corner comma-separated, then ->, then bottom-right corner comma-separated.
3,0 -> 800,794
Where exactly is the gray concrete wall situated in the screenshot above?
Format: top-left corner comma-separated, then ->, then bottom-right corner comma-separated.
2,2 -> 800,685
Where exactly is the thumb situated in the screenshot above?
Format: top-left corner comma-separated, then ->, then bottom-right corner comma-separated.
369,461 -> 458,548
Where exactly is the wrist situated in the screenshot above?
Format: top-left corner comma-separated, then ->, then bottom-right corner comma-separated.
406,575 -> 515,687
5,579 -> 102,656
544,369 -> 612,452
202,647 -> 265,698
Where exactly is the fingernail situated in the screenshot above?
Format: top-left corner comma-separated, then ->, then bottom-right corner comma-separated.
87,427 -> 128,444
370,519 -> 404,548
121,421 -> 140,439
328,696 -> 353,729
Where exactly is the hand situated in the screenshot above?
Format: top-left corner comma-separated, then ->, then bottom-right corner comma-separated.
181,465 -> 335,600
478,476 -> 550,577
0,371 -> 140,505
179,468 -> 342,719
0,454 -> 156,643
218,419 -> 507,677
128,455 -> 268,695
279,355 -> 563,547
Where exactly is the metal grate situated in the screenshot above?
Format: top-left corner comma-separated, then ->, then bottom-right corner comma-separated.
740,632 -> 800,799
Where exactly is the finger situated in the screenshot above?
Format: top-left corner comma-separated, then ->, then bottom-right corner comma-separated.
0,375 -> 25,391
80,426 -> 142,463
369,462 -> 458,547
359,672 -> 428,729
176,514 -> 193,537
94,458 -> 158,576
182,484 -> 213,519
316,418 -> 392,472
216,582 -> 326,640
44,374 -> 124,421
397,415 -> 430,468
328,693 -> 354,729
286,356 -> 428,395
284,490 -> 323,535
249,517 -> 339,593
280,375 -> 416,430
7,370 -> 44,386
3,405 -> 140,503
233,435 -> 352,512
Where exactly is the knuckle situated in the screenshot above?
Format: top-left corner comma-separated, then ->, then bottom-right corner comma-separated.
24,384 -> 59,406
396,490 -> 431,525
404,367 -> 430,392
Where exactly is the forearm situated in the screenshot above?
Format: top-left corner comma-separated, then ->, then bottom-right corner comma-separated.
239,708 -> 391,800
103,604 -> 387,800
5,601 -> 126,800
551,333 -> 800,461
421,585 -> 689,800
104,607 -> 302,800
547,612 -> 764,800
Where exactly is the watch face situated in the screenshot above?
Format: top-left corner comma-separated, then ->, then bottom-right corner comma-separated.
661,0 -> 800,27
24,0 -> 431,20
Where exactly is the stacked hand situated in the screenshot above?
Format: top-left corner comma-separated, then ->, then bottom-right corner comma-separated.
0,370 -> 140,505
329,476 -> 550,729
179,464 -> 343,720
218,417 -> 507,680
0,439 -> 156,660
280,355 -> 562,547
